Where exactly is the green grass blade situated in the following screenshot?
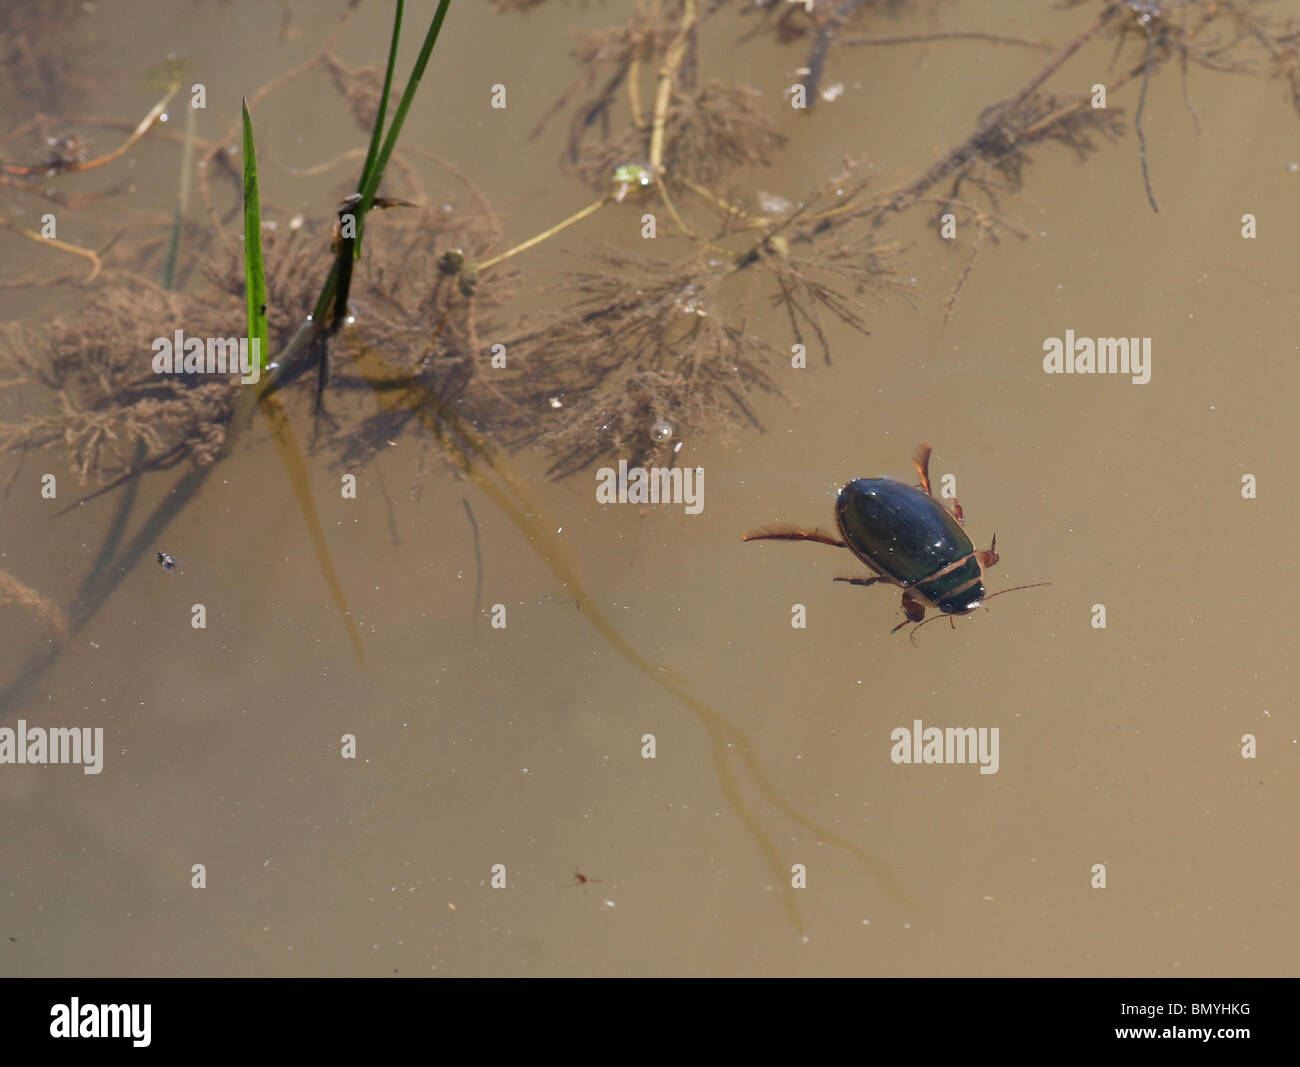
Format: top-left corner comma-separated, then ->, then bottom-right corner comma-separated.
161,97 -> 196,290
262,0 -> 451,390
355,0 -> 452,231
354,0 -> 405,258
241,97 -> 270,371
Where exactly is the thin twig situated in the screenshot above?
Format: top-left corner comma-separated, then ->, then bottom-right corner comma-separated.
838,31 -> 1053,50
1136,22 -> 1160,212
874,4 -> 1119,223
649,0 -> 697,172
0,81 -> 181,176
478,196 -> 609,271
0,214 -> 102,282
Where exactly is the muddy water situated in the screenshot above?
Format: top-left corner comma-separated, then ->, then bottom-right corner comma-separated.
1,1 -> 1297,976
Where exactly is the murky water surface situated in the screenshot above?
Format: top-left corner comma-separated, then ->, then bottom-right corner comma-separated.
0,1 -> 1296,976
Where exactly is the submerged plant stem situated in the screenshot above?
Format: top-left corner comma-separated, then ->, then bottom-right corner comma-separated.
649,0 -> 696,172
478,195 -> 610,271
0,215 -> 101,282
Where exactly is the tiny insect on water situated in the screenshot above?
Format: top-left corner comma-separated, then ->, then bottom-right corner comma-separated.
564,870 -> 602,891
744,444 -> 1048,640
155,551 -> 182,573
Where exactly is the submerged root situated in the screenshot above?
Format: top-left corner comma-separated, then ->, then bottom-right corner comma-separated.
0,284 -> 240,483
500,245 -> 787,475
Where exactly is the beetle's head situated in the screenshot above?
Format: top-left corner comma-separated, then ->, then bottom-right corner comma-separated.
939,583 -> 986,616
975,533 -> 999,571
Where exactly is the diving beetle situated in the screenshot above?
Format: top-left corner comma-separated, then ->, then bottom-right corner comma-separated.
743,445 -> 1047,639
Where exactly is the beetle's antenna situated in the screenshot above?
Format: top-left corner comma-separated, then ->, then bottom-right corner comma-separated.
898,581 -> 1051,643
982,581 -> 1051,603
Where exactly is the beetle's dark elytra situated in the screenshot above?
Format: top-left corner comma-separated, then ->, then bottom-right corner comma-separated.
743,444 -> 1046,637
835,477 -> 985,615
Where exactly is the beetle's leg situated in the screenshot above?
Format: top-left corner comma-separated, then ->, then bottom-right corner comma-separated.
904,590 -> 926,621
742,526 -> 846,548
890,589 -> 927,633
834,575 -> 886,587
975,532 -> 999,570
914,444 -> 969,523
912,443 -> 934,496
